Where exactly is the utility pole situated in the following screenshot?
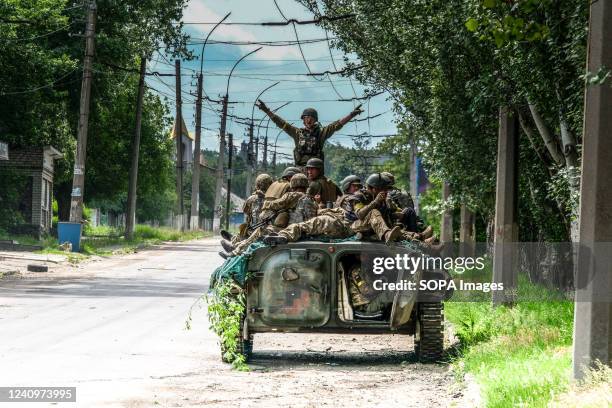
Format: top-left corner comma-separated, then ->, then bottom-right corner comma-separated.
492,107 -> 519,306
190,73 -> 203,230
245,121 -> 254,197
225,133 -> 233,230
174,59 -> 184,231
263,133 -> 268,171
125,56 -> 147,239
254,136 -> 259,174
213,95 -> 228,232
573,0 -> 612,378
69,0 -> 97,223
272,151 -> 276,173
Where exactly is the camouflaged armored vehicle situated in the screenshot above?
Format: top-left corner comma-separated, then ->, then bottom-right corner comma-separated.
219,240 -> 451,364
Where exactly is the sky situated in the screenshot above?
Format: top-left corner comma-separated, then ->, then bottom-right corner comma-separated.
147,0 -> 397,164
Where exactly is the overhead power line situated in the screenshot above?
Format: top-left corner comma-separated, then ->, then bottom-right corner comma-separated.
188,38 -> 335,47
180,13 -> 353,26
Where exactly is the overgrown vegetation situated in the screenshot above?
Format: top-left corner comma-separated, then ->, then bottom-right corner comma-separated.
79,225 -> 208,255
206,279 -> 249,371
2,224 -> 207,258
446,270 -> 575,407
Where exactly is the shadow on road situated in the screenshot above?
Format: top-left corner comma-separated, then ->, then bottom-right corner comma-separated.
0,277 -> 208,298
250,349 -> 420,370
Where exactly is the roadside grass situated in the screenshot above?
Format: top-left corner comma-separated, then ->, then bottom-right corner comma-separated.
446,270 -> 575,407
79,225 -> 210,256
2,225 -> 210,259
550,362 -> 612,407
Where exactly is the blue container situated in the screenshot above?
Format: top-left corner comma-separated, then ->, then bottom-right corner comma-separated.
57,222 -> 83,252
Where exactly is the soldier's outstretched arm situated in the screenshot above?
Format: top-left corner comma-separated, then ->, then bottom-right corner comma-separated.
256,99 -> 299,141
338,104 -> 364,126
320,104 -> 365,142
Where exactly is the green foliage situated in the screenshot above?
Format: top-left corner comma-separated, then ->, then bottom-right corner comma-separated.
446,269 -> 575,407
0,0 -> 191,223
0,168 -> 29,229
79,224 -> 207,255
304,0 -> 587,242
206,279 -> 249,371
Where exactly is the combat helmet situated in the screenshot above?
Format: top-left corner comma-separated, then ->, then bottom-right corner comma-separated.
290,173 -> 309,190
255,173 -> 273,192
300,108 -> 318,121
366,173 -> 392,189
340,175 -> 362,193
380,171 -> 395,186
281,166 -> 302,179
305,158 -> 324,170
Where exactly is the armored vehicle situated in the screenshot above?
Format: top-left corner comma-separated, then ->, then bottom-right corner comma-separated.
220,240 -> 452,364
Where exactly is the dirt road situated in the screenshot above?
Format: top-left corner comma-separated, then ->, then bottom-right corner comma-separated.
0,238 -> 470,407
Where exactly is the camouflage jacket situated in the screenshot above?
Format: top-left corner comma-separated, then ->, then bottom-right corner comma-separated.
353,190 -> 397,225
242,190 -> 265,227
387,188 -> 415,210
261,191 -> 317,225
266,110 -> 343,166
334,193 -> 360,222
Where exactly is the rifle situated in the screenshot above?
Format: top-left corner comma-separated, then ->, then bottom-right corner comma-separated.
244,210 -> 279,235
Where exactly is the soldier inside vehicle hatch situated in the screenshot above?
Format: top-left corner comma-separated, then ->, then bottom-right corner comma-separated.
256,100 -> 364,166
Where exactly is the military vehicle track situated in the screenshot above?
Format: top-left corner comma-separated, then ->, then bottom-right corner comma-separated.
414,302 -> 444,363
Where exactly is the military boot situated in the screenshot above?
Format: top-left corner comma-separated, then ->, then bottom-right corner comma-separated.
221,239 -> 235,253
383,226 -> 403,244
220,230 -> 233,241
421,225 -> 433,239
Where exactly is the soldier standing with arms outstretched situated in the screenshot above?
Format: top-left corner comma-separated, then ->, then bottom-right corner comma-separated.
256,101 -> 364,167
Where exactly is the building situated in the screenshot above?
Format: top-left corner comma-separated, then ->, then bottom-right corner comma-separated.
0,145 -> 63,236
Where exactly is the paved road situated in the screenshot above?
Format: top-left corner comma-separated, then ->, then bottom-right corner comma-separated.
0,238 -> 464,407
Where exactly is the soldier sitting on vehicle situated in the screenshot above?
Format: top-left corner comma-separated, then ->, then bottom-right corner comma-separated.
265,166 -> 302,201
351,173 -> 415,243
256,101 -> 364,167
219,173 -> 317,259
220,173 -> 273,245
305,158 -> 342,209
260,175 -> 362,245
380,171 -> 433,239
262,174 -> 405,245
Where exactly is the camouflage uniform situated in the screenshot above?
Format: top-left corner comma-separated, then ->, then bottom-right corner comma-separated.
309,175 -> 342,208
386,188 -> 420,232
231,189 -> 266,245
351,190 -> 396,240
230,191 -> 317,256
348,264 -> 395,313
352,190 -> 418,241
265,110 -> 344,166
277,210 -> 353,242
243,190 -> 266,227
276,192 -> 358,242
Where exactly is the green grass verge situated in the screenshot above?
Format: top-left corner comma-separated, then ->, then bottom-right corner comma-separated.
2,225 -> 210,258
446,274 -> 574,407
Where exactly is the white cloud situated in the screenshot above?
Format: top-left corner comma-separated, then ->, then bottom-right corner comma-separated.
184,1 -> 303,61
